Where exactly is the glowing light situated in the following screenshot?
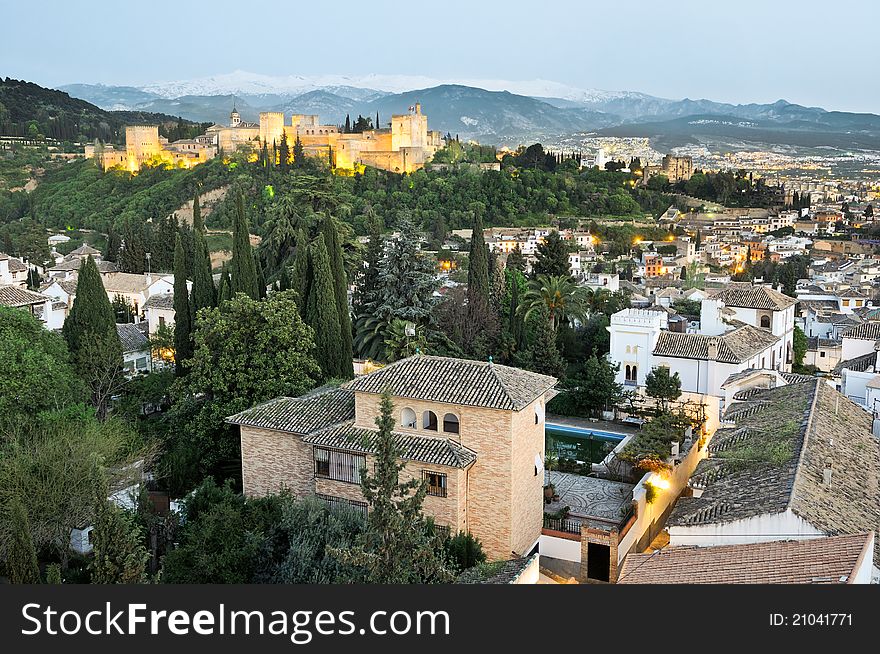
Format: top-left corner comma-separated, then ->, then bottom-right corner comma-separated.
649,473 -> 670,490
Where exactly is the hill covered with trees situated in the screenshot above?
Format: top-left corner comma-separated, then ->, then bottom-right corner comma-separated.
0,78 -> 210,143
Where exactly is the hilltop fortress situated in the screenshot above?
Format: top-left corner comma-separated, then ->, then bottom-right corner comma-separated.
85,103 -> 444,174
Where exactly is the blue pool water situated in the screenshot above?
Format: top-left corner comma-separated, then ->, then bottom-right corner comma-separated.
545,423 -> 627,464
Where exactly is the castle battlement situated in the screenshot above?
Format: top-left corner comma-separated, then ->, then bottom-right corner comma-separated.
610,308 -> 668,329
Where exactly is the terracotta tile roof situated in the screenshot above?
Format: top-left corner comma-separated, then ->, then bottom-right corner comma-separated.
0,285 -> 48,308
457,554 -> 538,584
840,321 -> 880,340
116,323 -> 149,353
652,324 -> 779,363
833,351 -> 877,375
302,422 -> 477,469
710,283 -> 797,310
0,254 -> 27,273
342,355 -> 556,411
63,244 -> 101,259
670,380 -> 880,565
226,388 -> 355,436
618,533 -> 873,584
50,258 -> 117,273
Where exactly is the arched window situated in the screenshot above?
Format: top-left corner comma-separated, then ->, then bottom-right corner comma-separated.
401,408 -> 416,429
442,413 -> 459,434
422,410 -> 438,431
626,365 -> 637,383
760,315 -> 771,328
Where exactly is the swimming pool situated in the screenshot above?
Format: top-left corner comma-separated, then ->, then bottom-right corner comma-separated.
545,423 -> 627,465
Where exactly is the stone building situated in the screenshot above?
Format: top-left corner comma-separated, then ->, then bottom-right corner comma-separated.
642,154 -> 694,185
228,355 -> 558,561
86,125 -> 216,172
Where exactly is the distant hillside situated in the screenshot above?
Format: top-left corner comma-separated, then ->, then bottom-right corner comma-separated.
0,78 -> 209,143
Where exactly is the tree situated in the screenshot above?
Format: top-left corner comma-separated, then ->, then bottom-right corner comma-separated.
443,532 -> 486,572
515,305 -> 566,379
384,319 -> 428,362
173,233 -> 193,376
230,193 -> 260,300
373,217 -> 438,324
352,220 -> 383,315
217,263 -> 232,303
506,244 -> 526,272
320,213 -> 354,378
645,366 -> 682,411
278,132 -> 290,173
292,136 -> 305,168
305,234 -> 345,380
520,274 -> 590,333
190,192 -> 216,313
62,256 -> 123,420
467,211 -> 490,315
90,500 -> 148,584
793,325 -> 808,371
332,392 -> 453,583
554,357 -> 622,417
292,227 -> 311,304
0,306 -> 84,427
532,231 -> 570,277
2,497 -> 40,583
166,291 -> 321,492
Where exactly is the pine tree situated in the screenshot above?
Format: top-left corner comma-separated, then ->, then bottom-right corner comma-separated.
467,211 -> 490,314
305,234 -> 345,379
230,193 -> 260,300
320,213 -> 354,378
173,233 -> 193,376
353,221 -> 383,314
4,496 -> 40,584
190,192 -> 216,313
333,391 -> 453,583
533,231 -> 570,278
292,227 -> 311,304
62,256 -> 122,419
293,135 -> 305,168
278,132 -> 290,173
89,500 -> 148,584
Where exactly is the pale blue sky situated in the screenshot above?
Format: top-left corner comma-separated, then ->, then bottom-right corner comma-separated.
3,0 -> 877,112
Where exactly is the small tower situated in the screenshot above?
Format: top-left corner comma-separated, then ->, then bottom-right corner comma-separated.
230,99 -> 241,128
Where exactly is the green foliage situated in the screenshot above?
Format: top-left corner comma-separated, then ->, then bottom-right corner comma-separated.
305,233 -> 345,380
520,274 -> 590,332
173,233 -> 193,375
190,193 -> 216,312
645,366 -> 682,410
319,213 -> 354,378
467,210 -> 490,315
90,500 -> 148,584
384,319 -> 429,362
793,325 -> 808,370
45,563 -> 62,584
61,256 -> 123,419
166,291 -> 320,493
532,231 -> 570,277
515,305 -> 566,379
230,193 -> 260,299
331,392 -> 453,583
2,496 -> 40,583
618,411 -> 688,469
443,532 -> 487,572
671,298 -> 702,317
548,356 -> 622,418
0,306 -> 84,426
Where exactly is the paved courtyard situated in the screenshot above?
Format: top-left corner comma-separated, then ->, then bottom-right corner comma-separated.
545,471 -> 634,522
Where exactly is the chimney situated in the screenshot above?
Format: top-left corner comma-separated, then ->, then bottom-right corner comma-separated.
707,337 -> 719,360
822,459 -> 833,486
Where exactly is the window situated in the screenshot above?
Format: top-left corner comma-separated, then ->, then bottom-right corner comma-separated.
625,365 -> 638,384
423,471 -> 447,497
442,413 -> 459,434
401,407 -> 417,429
136,357 -> 148,370
760,315 -> 771,328
843,299 -> 850,307
314,447 -> 365,484
422,410 -> 438,431
820,351 -> 826,358
159,316 -> 166,327
316,493 -> 367,517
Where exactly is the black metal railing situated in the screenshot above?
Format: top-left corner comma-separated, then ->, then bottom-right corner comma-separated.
542,516 -> 581,535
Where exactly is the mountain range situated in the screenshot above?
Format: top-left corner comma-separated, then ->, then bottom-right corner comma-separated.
52,71 -> 880,150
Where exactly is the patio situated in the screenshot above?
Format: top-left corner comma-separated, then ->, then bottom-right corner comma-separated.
545,471 -> 634,527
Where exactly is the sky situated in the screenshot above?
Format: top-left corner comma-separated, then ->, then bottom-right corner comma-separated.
3,0 -> 878,113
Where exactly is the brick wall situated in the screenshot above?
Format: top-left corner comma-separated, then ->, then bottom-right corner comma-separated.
240,426 -> 313,498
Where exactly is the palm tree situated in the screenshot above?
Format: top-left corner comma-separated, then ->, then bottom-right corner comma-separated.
520,274 -> 590,332
384,319 -> 427,362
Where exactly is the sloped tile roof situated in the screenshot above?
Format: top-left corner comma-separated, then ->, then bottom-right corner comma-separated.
840,321 -> 880,340
63,244 -> 101,259
710,283 -> 797,310
670,380 -> 880,565
116,323 -> 149,353
302,422 -> 477,469
618,533 -> 873,584
833,351 -> 877,375
226,388 -> 355,435
653,324 -> 779,363
342,355 -> 556,411
144,293 -> 175,310
0,253 -> 27,273
0,285 -> 48,308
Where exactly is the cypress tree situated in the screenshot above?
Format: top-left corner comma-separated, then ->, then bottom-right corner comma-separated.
173,234 -> 193,376
305,234 -> 344,379
218,263 -> 232,303
190,192 -> 216,313
90,500 -> 148,584
292,227 -> 311,304
467,211 -> 490,314
5,497 -> 40,584
279,265 -> 291,291
320,214 -> 354,378
62,256 -> 122,419
230,193 -> 260,300
353,220 -> 383,314
293,135 -> 305,168
344,114 -> 351,133
278,133 -> 290,173
256,258 -> 267,299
